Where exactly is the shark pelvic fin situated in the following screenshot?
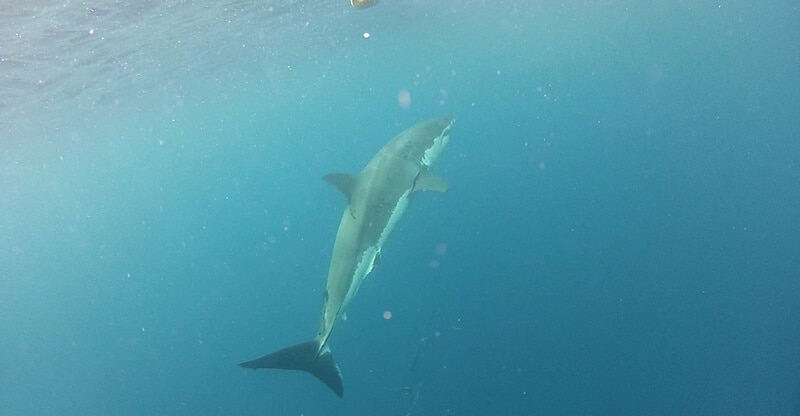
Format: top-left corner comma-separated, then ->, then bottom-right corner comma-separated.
323,173 -> 358,202
413,169 -> 449,193
239,340 -> 344,398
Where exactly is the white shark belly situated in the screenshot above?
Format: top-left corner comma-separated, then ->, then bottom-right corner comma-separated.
342,189 -> 411,311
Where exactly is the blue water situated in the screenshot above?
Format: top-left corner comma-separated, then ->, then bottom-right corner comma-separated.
1,1 -> 799,415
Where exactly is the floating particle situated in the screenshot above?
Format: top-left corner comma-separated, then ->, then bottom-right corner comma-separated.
397,89 -> 411,109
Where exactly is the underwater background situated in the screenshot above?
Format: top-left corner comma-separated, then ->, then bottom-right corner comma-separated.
1,1 -> 798,415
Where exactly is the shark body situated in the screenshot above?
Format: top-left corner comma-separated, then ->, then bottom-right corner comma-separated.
240,116 -> 454,398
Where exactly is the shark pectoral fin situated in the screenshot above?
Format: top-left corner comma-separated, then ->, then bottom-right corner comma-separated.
239,340 -> 344,398
413,169 -> 449,193
323,173 -> 358,202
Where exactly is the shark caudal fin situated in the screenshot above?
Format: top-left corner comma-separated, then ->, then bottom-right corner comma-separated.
239,341 -> 344,398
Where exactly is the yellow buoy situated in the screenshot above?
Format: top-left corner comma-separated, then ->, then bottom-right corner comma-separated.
350,0 -> 378,9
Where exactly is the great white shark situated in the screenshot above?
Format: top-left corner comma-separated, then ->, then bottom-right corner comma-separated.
239,116 -> 454,398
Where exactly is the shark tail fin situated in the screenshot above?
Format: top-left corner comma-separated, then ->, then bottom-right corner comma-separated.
239,340 -> 344,398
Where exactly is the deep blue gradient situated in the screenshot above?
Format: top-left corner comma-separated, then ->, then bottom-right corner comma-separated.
1,1 -> 798,415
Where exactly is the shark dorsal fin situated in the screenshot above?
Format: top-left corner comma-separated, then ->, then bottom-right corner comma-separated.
413,169 -> 449,193
323,173 -> 358,202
